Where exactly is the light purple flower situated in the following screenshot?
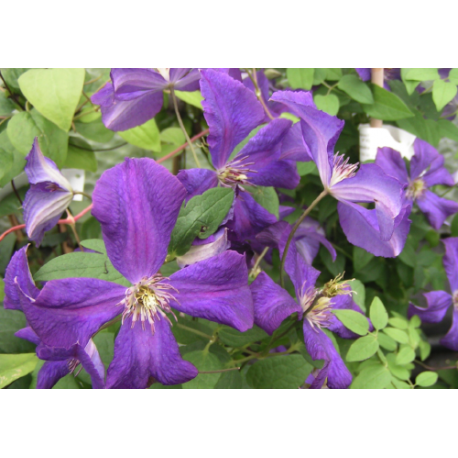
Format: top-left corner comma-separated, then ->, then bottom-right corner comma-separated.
23,138 -> 73,246
6,158 -> 253,389
376,139 -> 458,230
91,68 -> 200,131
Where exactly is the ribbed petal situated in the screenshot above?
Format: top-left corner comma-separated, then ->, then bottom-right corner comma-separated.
37,361 -> 70,389
375,147 -> 409,185
250,272 -> 301,335
93,158 -> 186,284
443,237 -> 458,292
200,69 -> 265,169
440,309 -> 458,351
171,68 -> 201,91
111,68 -> 168,99
408,291 -> 452,323
280,122 -> 313,162
416,190 -> 458,230
177,168 -> 218,202
15,326 -> 40,345
106,316 -> 198,388
167,251 -> 253,332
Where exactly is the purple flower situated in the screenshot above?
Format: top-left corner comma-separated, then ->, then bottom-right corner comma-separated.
23,138 -> 74,246
271,90 -> 406,257
6,158 -> 253,389
408,237 -> 458,351
355,68 -> 401,90
376,139 -> 458,230
178,69 -> 301,242
91,68 -> 200,131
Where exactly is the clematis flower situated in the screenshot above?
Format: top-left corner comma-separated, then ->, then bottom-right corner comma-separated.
355,68 -> 401,90
91,68 -> 200,131
23,138 -> 74,246
376,140 -> 458,230
178,69 -> 300,242
250,247 -> 366,389
271,90 -> 407,257
7,158 -> 253,389
408,237 -> 458,350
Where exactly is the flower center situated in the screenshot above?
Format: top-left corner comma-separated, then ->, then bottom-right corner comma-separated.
298,281 -> 318,314
217,156 -> 255,190
329,154 -> 359,188
120,274 -> 178,333
322,273 -> 354,298
406,178 -> 426,199
305,297 -> 333,332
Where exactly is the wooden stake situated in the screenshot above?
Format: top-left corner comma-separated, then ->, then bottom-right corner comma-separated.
370,68 -> 384,128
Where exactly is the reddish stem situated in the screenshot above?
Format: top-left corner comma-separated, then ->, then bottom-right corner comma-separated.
157,129 -> 209,164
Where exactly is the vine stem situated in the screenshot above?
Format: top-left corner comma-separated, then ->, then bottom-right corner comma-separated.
246,68 -> 275,120
279,190 -> 328,287
157,129 -> 209,164
170,88 -> 201,168
199,367 -> 240,374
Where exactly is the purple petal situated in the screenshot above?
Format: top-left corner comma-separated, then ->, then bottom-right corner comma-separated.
302,321 -> 352,389
167,251 -> 253,332
355,68 -> 371,81
15,326 -> 40,345
375,147 -> 409,185
250,272 -> 301,335
443,237 -> 458,292
416,190 -> 458,230
37,361 -> 70,389
408,291 -> 452,323
111,68 -> 167,99
76,341 -> 105,389
171,68 -> 201,91
93,158 -> 186,284
106,316 -> 198,388
177,168 -> 218,202
440,309 -> 458,351
256,221 -> 289,248
280,122 -> 313,162
200,69 -> 265,169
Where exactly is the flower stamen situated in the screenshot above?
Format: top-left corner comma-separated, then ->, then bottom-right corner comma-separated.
217,155 -> 256,190
329,153 -> 358,188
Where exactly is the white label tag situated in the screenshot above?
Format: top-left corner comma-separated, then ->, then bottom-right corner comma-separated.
62,169 -> 86,201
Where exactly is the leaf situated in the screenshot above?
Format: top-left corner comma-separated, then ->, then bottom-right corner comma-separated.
118,118 -> 161,152
350,363 -> 391,389
174,90 -> 203,109
402,68 -> 440,82
297,161 -> 318,176
0,278 -> 3,303
333,309 -> 369,336
415,371 -> 438,387
247,186 -> 279,219
337,75 -> 373,104
0,138 -> 14,181
169,187 -> 234,256
383,328 -> 409,344
218,325 -> 268,347
438,119 -> 458,142
34,252 -> 130,287
388,317 -> 408,329
160,127 -> 185,145
64,142 -> 97,172
287,68 -> 315,90
396,111 -> 440,147
0,353 -> 38,389
362,85 -> 414,121
1,68 -> 29,90
353,246 -> 374,271
325,68 -> 342,81
432,80 -> 457,111
0,91 -> 15,116
390,376 -> 412,389
396,345 -> 416,365
369,297 -> 388,330
80,238 -> 107,254
314,93 -> 340,115
377,332 -> 397,352
215,369 -> 242,389
419,339 -> 431,361
449,69 -> 458,85
346,334 -> 379,362
75,119 -> 114,143
246,355 -> 313,389
19,68 -> 85,131
0,308 -> 36,354
182,351 -> 222,389
351,279 -> 366,312
0,132 -> 26,187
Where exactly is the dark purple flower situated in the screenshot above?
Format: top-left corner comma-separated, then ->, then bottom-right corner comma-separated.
376,140 -> 458,230
178,69 -> 301,241
6,158 -> 253,389
408,237 -> 458,351
91,68 -> 200,131
271,90 -> 406,257
22,138 -> 74,246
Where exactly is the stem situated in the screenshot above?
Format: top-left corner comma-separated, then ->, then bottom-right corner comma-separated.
280,190 -> 328,287
250,247 -> 269,275
157,129 -> 209,164
199,367 -> 240,374
414,360 -> 457,371
247,68 -> 275,120
70,142 -> 127,152
0,71 -> 24,111
170,88 -> 201,167
11,180 -> 23,205
73,191 -> 92,200
175,323 -> 213,340
66,209 -> 83,251
73,107 -> 99,121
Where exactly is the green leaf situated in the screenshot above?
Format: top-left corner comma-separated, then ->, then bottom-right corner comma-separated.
390,376 -> 412,389
438,119 -> 458,142
346,334 -> 379,362
215,369 -> 243,389
449,69 -> 458,85
402,68 -> 440,82
388,317 -> 408,329
419,339 -> 431,361
118,118 -> 161,152
34,252 -> 130,287
0,278 -> 3,303
287,68 -> 315,90
80,238 -> 107,254
182,351 -> 223,389
383,328 -> 409,344
314,93 -> 339,115
297,161 -> 318,176
246,355 -> 313,389
333,309 -> 369,336
353,246 -> 374,271
19,68 -> 85,131
325,68 -> 342,81
160,127 -> 185,145
415,371 -> 438,387
396,111 -> 440,147
64,142 -> 97,172
174,90 -> 203,109
169,187 -> 234,256
7,110 -> 68,167
377,332 -> 397,352
396,345 -> 416,365
362,85 -> 414,121
369,297 -> 388,330
432,80 -> 458,111
1,68 -> 29,90
0,308 -> 36,353
0,90 -> 15,116
218,325 -> 268,347
350,363 -> 391,389
75,119 -> 114,143
0,353 -> 38,389
337,75 -> 373,104
280,112 -> 300,123
386,353 -> 410,380
351,279 -> 366,312
0,136 -> 14,181
0,131 -> 25,187
247,186 -> 279,219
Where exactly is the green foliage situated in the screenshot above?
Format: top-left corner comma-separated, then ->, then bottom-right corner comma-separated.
182,351 -> 223,389
346,334 -> 379,362
415,371 -> 438,387
118,118 -> 161,152
0,353 -> 38,388
362,85 -> 414,121
338,75 -> 373,104
333,309 -> 369,336
248,186 -> 279,218
287,68 -> 315,90
174,90 -> 203,109
369,297 -> 388,330
314,94 -> 340,115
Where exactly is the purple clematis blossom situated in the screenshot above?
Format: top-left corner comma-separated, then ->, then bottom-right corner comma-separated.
22,138 -> 74,246
408,237 -> 458,351
7,158 -> 253,389
178,69 -> 301,242
271,90 -> 406,257
91,68 -> 200,131
376,140 -> 458,230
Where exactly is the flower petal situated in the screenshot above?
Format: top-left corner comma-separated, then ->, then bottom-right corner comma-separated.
168,251 -> 253,332
416,190 -> 458,230
171,68 -> 201,91
440,309 -> 458,351
443,237 -> 458,292
375,147 -> 409,185
37,361 -> 70,389
93,158 -> 186,284
200,69 -> 265,169
408,291 -> 452,323
177,168 -> 218,202
280,122 -> 313,162
15,326 -> 40,345
106,316 -> 198,388
111,68 -> 167,99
